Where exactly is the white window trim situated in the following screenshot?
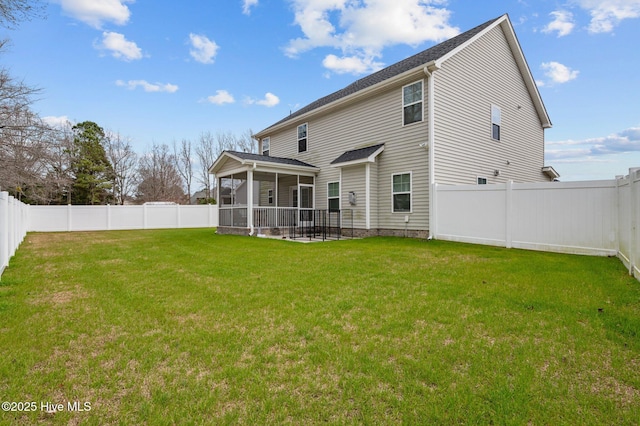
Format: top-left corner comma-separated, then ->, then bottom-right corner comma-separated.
297,123 -> 308,153
327,181 -> 340,211
261,137 -> 270,156
477,176 -> 488,185
391,171 -> 412,213
491,104 -> 501,141
402,80 -> 424,126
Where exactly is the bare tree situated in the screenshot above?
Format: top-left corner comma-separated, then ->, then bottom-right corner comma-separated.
0,108 -> 50,202
43,122 -> 74,204
173,138 -> 193,204
235,129 -> 256,153
105,130 -> 138,205
136,143 -> 184,203
194,132 -> 219,203
0,0 -> 45,29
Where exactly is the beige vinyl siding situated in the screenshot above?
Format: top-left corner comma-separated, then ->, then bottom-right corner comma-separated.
215,157 -> 243,177
369,161 -> 379,229
341,165 -> 366,228
267,76 -> 431,231
434,25 -> 547,185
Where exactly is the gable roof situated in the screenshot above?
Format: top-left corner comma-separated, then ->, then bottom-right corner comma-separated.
209,150 -> 319,175
255,14 -> 550,138
330,143 -> 385,166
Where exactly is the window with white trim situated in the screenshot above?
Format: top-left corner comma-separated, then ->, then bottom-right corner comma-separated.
267,189 -> 273,204
403,80 -> 423,125
392,172 -> 411,212
328,182 -> 340,211
491,105 -> 501,141
477,177 -> 488,185
297,123 -> 307,153
262,137 -> 270,156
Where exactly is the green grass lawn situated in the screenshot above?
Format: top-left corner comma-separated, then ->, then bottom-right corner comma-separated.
1,229 -> 639,425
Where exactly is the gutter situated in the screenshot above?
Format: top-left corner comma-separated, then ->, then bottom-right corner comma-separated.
424,61 -> 440,240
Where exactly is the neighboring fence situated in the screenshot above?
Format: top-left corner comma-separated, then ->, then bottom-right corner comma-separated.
28,204 -> 218,232
0,192 -> 29,278
434,167 -> 640,280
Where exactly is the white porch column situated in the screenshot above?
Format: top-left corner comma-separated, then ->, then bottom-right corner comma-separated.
247,167 -> 254,234
275,173 -> 279,228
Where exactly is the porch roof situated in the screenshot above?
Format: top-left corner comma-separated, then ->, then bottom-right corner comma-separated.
210,150 -> 320,175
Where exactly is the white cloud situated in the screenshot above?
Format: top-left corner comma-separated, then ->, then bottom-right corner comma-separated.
42,116 -> 72,128
542,10 -> 575,37
242,0 -> 259,15
541,61 -> 579,84
576,0 -> 640,33
96,31 -> 143,61
246,92 -> 280,107
54,0 -> 134,28
116,80 -> 179,93
322,53 -> 385,75
206,90 -> 235,105
546,127 -> 640,162
189,34 -> 219,64
285,0 -> 459,75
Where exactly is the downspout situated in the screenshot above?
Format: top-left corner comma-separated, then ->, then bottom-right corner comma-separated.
424,62 -> 440,240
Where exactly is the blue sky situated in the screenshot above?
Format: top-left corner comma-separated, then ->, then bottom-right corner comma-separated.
2,0 -> 640,181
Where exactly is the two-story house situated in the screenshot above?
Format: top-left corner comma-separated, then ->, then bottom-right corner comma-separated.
210,14 -> 558,238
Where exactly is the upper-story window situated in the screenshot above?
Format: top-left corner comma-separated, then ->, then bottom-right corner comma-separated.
403,80 -> 423,125
261,137 -> 270,156
491,104 -> 501,141
297,123 -> 308,153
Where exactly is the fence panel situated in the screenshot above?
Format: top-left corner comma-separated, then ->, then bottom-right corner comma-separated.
0,192 -> 29,279
435,184 -> 507,246
28,204 -> 219,232
510,181 -> 617,253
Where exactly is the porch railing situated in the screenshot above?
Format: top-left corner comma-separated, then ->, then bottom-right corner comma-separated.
219,206 -> 354,240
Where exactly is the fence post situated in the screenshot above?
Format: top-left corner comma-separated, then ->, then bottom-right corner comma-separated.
107,204 -> 111,230
505,180 -> 513,249
0,192 -> 8,276
177,204 -> 181,228
67,204 -> 72,232
143,204 -> 148,229
431,182 -> 438,239
629,168 -> 639,277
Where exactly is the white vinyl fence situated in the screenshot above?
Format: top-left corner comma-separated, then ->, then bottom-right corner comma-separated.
434,167 -> 640,280
0,201 -> 218,279
28,204 -> 218,232
0,192 -> 29,277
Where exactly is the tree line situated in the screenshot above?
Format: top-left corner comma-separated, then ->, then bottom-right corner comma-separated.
0,113 -> 256,205
0,0 -> 255,205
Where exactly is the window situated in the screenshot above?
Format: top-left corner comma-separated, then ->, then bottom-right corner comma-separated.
477,177 -> 488,185
328,182 -> 340,211
392,172 -> 411,212
403,80 -> 423,125
262,137 -> 270,156
297,123 -> 307,153
267,189 -> 273,205
491,105 -> 501,141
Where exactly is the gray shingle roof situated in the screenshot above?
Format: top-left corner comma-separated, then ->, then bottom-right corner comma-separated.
259,16 -> 501,134
225,150 -> 317,168
330,143 -> 385,165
